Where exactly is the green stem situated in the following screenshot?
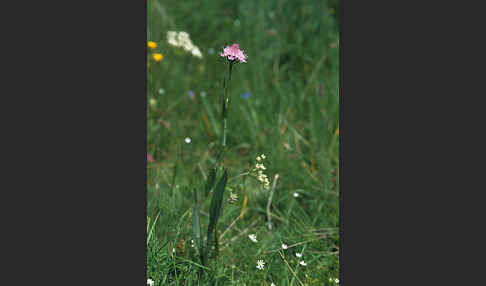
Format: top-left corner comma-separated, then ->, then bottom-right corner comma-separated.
217,61 -> 234,167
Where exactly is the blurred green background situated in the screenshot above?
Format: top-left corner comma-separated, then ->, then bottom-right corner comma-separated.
147,0 -> 339,284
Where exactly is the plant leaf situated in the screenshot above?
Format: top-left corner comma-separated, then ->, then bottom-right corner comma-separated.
147,212 -> 160,246
204,167 -> 217,196
206,170 -> 228,251
192,188 -> 206,266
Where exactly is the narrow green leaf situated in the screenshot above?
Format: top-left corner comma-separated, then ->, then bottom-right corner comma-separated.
192,188 -> 206,266
147,212 -> 160,246
206,170 -> 228,251
170,163 -> 178,195
204,167 -> 217,197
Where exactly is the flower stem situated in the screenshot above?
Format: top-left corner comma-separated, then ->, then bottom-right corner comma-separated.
217,61 -> 233,168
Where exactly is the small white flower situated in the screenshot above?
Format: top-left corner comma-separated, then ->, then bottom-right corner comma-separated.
149,98 -> 157,107
147,278 -> 154,286
282,243 -> 288,249
248,234 -> 258,243
158,88 -> 165,95
256,156 -> 261,161
334,278 -> 339,283
256,259 -> 265,270
190,239 -> 195,247
261,154 -> 266,159
167,31 -> 202,59
185,137 -> 191,144
295,253 -> 302,258
293,192 -> 300,198
270,283 -> 276,286
172,248 -> 176,253
191,48 -> 203,58
299,260 -> 307,266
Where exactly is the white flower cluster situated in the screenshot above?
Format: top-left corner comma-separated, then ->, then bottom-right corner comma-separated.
248,234 -> 258,243
295,252 -> 307,266
167,31 -> 203,58
256,259 -> 265,270
254,154 -> 270,189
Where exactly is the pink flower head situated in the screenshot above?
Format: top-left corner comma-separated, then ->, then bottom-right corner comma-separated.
221,43 -> 247,63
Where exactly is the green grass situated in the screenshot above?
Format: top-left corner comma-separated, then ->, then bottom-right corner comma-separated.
147,0 -> 339,284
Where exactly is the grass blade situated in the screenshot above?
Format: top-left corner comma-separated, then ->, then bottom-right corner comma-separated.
192,188 -> 206,266
204,167 -> 217,197
206,170 -> 228,251
147,212 -> 160,246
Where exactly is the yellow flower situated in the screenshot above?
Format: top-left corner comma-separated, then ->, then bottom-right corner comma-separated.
152,53 -> 163,62
147,41 -> 157,49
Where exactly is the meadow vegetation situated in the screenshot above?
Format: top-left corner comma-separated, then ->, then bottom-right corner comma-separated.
147,0 -> 339,284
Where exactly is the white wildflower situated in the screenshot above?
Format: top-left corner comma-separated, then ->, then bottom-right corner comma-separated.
293,192 -> 300,198
282,243 -> 288,249
271,283 -> 276,286
256,259 -> 265,270
253,154 -> 270,189
255,163 -> 266,170
167,31 -> 178,46
299,261 -> 307,266
191,48 -> 203,58
167,31 -> 203,59
190,239 -> 195,247
158,88 -> 165,95
295,253 -> 302,258
248,234 -> 258,243
185,137 -> 191,144
147,278 -> 154,286
335,278 -> 339,283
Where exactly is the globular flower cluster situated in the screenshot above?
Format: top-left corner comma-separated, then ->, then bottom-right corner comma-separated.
221,43 -> 247,63
251,154 -> 270,189
167,31 -> 203,59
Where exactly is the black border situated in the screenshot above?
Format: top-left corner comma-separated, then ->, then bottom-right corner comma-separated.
9,1 -> 148,285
